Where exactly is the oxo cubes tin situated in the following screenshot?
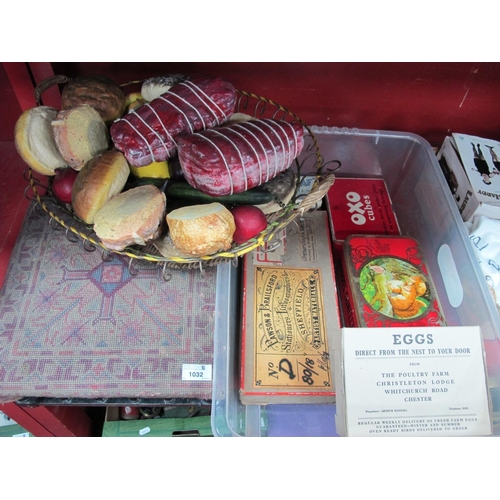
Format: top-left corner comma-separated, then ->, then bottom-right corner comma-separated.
326,177 -> 400,241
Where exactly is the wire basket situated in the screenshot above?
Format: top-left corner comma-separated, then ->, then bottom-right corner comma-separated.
25,76 -> 338,270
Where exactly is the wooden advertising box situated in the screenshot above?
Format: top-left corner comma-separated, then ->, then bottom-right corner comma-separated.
239,210 -> 342,404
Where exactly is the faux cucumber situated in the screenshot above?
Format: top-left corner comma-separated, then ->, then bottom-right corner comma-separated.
126,176 -> 168,190
166,181 -> 274,205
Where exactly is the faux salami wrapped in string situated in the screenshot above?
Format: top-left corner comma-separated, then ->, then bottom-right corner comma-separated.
110,76 -> 237,167
177,118 -> 305,197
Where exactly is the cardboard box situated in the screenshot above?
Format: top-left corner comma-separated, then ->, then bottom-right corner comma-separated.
102,407 -> 212,437
0,424 -> 32,437
437,134 -> 500,221
0,411 -> 32,437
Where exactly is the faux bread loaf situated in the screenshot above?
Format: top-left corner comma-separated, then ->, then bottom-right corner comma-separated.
52,104 -> 110,170
166,202 -> 235,257
71,149 -> 130,224
14,106 -> 67,176
61,75 -> 126,125
94,184 -> 166,251
177,118 -> 305,197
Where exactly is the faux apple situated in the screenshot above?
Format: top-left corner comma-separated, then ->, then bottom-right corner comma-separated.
52,167 -> 78,204
230,205 -> 268,244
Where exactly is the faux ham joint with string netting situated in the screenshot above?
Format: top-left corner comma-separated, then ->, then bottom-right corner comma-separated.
177,118 -> 305,197
110,76 -> 238,167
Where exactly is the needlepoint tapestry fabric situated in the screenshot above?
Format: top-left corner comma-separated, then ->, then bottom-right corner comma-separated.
0,204 -> 216,402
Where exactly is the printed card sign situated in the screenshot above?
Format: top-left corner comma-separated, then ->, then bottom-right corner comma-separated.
338,326 -> 492,437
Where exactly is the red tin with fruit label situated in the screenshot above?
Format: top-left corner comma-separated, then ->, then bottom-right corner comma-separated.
343,235 -> 447,328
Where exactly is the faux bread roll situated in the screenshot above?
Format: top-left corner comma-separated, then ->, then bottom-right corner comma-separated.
72,149 -> 130,224
61,75 -> 126,125
14,106 -> 67,176
166,202 -> 235,257
94,184 -> 166,251
52,104 -> 110,170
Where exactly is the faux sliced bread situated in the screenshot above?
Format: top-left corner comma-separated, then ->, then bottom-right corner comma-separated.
93,184 -> 166,251
72,149 -> 130,224
166,202 -> 235,257
14,106 -> 67,176
52,104 -> 110,170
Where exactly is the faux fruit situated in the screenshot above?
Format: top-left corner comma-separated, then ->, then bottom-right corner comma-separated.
129,159 -> 170,179
52,167 -> 78,204
230,205 -> 268,244
124,92 -> 145,113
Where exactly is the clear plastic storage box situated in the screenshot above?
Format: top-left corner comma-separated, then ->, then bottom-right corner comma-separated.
211,126 -> 500,437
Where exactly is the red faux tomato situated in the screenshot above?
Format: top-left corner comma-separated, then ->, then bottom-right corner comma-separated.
230,205 -> 268,244
52,167 -> 78,204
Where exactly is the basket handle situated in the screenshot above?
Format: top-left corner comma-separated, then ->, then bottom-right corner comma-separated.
35,75 -> 70,106
297,173 -> 335,215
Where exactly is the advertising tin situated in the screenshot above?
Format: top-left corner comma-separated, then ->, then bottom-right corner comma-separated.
343,235 -> 447,328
